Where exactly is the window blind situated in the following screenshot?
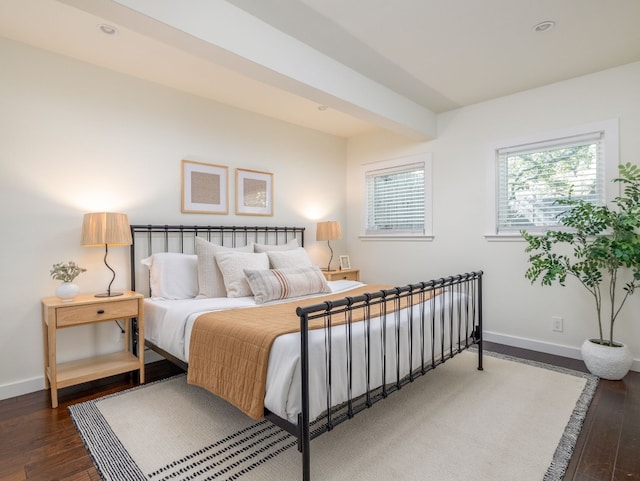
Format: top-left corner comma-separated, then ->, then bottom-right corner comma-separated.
496,131 -> 605,234
365,162 -> 425,235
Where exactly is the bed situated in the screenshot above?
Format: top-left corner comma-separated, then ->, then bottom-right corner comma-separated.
130,224 -> 484,481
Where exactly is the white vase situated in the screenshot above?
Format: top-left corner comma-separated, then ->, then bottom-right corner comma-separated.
55,282 -> 79,302
581,338 -> 633,380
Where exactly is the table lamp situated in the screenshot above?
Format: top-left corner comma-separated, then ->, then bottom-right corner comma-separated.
81,212 -> 132,297
316,221 -> 342,271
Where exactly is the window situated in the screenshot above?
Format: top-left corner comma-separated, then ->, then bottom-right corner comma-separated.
363,154 -> 432,238
491,120 -> 618,236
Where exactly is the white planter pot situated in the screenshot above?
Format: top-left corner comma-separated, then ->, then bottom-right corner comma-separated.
55,282 -> 79,302
581,339 -> 633,380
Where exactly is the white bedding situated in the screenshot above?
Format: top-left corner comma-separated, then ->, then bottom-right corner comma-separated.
144,280 -> 466,423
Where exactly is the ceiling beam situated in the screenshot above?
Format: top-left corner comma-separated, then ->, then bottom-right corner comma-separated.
59,0 -> 437,140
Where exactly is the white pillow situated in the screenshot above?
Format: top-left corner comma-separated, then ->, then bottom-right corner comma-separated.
214,251 -> 269,298
267,248 -> 313,269
244,266 -> 331,304
254,238 -> 299,253
140,253 -> 198,299
195,237 -> 254,298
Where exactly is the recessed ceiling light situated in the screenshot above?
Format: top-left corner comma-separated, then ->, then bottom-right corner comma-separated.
98,24 -> 118,35
533,21 -> 555,33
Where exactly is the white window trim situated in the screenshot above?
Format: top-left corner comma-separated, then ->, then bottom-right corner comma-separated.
359,234 -> 435,242
359,153 -> 433,241
485,119 -> 619,241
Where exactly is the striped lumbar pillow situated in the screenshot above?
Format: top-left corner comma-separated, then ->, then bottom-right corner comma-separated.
244,266 -> 330,304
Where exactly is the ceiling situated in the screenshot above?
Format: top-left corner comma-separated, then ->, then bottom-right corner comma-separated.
1,0 -> 639,139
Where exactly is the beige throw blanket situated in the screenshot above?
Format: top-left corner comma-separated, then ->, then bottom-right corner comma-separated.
188,285 -> 441,419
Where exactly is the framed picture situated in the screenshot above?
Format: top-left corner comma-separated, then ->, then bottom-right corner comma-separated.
339,255 -> 351,270
236,168 -> 273,216
181,160 -> 228,214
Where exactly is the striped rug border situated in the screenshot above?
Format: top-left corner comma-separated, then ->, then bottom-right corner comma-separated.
69,376 -> 298,481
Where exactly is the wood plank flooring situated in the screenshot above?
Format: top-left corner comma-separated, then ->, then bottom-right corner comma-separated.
0,343 -> 637,481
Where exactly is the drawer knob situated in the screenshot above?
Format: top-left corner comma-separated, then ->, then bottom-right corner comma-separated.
97,309 -> 105,314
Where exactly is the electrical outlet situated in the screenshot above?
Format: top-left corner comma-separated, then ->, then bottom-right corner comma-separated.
552,316 -> 563,332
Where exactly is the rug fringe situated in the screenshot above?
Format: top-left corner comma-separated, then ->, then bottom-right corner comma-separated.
477,349 -> 599,481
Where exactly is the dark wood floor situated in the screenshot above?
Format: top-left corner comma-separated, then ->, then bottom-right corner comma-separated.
0,343 -> 638,481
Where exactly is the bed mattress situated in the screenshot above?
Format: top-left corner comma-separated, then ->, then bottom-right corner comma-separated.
144,280 -> 462,423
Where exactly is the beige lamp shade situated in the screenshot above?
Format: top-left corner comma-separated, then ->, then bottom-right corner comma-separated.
81,212 -> 132,247
81,212 -> 132,297
316,221 -> 342,241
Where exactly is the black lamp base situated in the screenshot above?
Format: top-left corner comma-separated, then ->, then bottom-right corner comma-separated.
96,244 -> 123,298
95,291 -> 124,298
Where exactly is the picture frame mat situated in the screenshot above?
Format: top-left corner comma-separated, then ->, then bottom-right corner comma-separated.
182,160 -> 229,214
236,168 -> 273,216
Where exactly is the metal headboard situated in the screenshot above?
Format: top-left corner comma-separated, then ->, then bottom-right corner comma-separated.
130,224 -> 305,296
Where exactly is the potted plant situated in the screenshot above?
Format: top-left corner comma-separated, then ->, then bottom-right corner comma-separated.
522,162 -> 640,379
50,261 -> 86,302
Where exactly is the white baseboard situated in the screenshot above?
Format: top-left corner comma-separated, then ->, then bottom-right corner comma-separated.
0,351 -> 168,401
0,376 -> 45,401
483,331 -> 640,373
3,333 -> 638,401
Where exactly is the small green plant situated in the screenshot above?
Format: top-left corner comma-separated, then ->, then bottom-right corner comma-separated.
50,261 -> 86,283
522,162 -> 640,346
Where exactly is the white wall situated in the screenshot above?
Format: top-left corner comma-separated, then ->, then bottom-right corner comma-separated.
0,38 -> 348,399
3,36 -> 639,401
346,61 -> 640,370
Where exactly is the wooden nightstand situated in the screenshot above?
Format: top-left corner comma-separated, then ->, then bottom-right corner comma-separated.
322,269 -> 360,282
41,290 -> 144,408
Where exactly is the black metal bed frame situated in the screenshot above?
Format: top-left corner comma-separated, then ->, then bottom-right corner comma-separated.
130,225 -> 483,481
129,224 -> 305,369
293,272 -> 483,480
130,224 -> 305,294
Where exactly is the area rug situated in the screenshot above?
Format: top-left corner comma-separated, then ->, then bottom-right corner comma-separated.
69,351 -> 597,481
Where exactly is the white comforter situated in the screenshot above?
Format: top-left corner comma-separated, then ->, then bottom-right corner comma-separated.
144,281 -> 465,423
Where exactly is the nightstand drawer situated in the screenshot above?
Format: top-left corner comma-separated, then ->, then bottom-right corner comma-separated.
56,299 -> 139,327
323,269 -> 360,282
331,271 -> 359,281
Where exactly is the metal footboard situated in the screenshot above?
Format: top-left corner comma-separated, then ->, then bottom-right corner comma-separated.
129,226 -> 482,480
294,271 -> 484,481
